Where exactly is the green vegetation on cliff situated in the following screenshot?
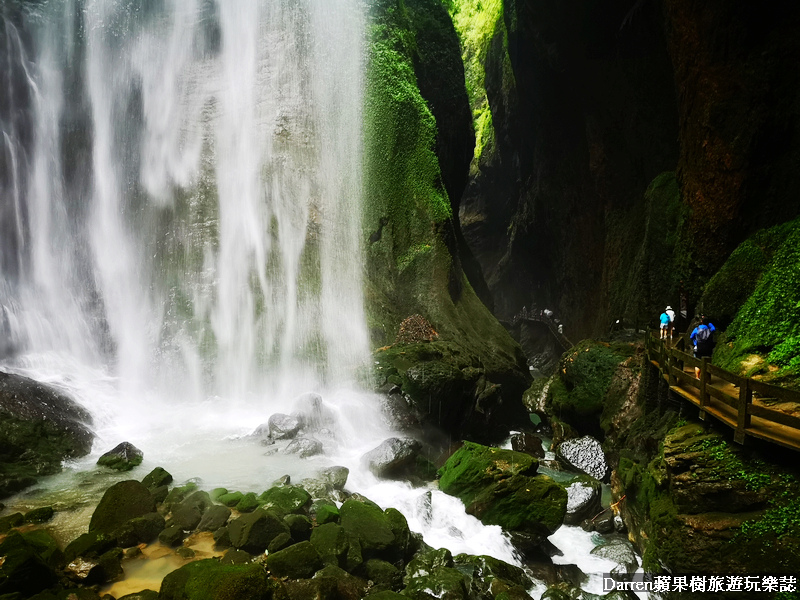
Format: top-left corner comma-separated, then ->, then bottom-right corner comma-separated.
707,217 -> 800,385
363,0 -> 528,392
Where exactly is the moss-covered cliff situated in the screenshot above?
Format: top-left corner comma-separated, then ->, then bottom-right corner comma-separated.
363,0 -> 530,440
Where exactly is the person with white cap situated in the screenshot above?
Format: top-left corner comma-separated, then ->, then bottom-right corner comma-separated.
665,305 -> 676,339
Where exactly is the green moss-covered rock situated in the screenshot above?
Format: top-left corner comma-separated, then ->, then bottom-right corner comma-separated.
64,531 -> 116,562
438,441 -> 566,535
24,506 -> 54,524
339,498 -> 396,556
0,531 -> 58,597
258,485 -> 311,516
198,505 -> 231,532
266,540 -> 322,579
217,491 -> 244,508
97,442 -> 143,472
115,512 -> 166,547
20,529 -> 63,570
361,559 -> 403,591
163,482 -> 199,510
0,371 -> 94,499
402,547 -> 469,599
283,513 -> 312,541
159,559 -> 276,600
0,512 -> 23,532
141,466 -> 172,489
548,340 -> 633,436
234,492 -> 259,514
89,480 -> 156,534
310,522 -> 350,568
313,501 -> 340,525
227,508 -> 289,555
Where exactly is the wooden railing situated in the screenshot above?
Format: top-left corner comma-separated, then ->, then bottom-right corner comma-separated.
644,331 -> 800,450
511,307 -> 573,351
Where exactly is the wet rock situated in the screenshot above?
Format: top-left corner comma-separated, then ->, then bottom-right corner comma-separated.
361,437 -> 422,479
291,391 -> 336,431
197,504 -> 231,531
116,512 -> 166,546
158,525 -> 185,547
563,477 -> 602,525
311,522 -> 350,568
221,549 -> 251,565
0,371 -> 95,499
510,432 -> 545,458
266,540 -> 322,579
159,560 -> 275,600
64,531 -> 116,562
234,492 -> 259,513
141,466 -> 173,489
284,513 -> 312,541
97,441 -> 144,471
163,481 -> 198,509
403,548 -> 469,599
315,565 -> 370,600
594,513 -> 615,534
340,498 -> 395,557
267,531 -> 293,553
556,436 -> 609,480
259,484 -> 311,516
438,441 -> 567,536
210,487 -> 228,502
217,491 -> 244,507
379,389 -> 422,432
312,501 -> 341,524
284,436 -> 323,458
0,511 -> 24,532
299,465 -> 349,500
20,529 -> 64,569
590,539 -> 638,574
0,534 -> 61,597
89,480 -> 156,535
24,505 -> 55,523
266,413 -> 301,439
176,546 -> 195,559
228,508 -> 290,554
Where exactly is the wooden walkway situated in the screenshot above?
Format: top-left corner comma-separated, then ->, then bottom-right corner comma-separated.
510,308 -> 573,351
645,332 -> 800,452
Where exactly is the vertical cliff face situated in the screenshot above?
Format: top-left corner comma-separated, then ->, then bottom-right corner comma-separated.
665,0 -> 800,288
451,0 -> 680,338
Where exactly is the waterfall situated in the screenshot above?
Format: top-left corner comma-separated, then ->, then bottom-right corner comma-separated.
0,0 -> 369,418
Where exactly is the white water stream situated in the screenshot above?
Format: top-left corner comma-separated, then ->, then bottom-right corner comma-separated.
0,1 -> 629,596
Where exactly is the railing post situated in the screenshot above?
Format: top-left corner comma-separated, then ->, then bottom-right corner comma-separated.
735,379 -> 752,444
699,357 -> 709,421
667,348 -> 676,387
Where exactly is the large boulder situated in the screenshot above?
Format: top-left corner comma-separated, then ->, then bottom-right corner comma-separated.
159,559 -> 277,600
564,476 -> 602,526
0,531 -> 59,596
283,436 -> 323,458
339,498 -> 397,560
361,438 -> 422,479
258,485 -> 311,516
438,441 -> 567,536
89,480 -> 156,535
555,436 -> 609,481
266,413 -> 301,439
291,392 -> 336,432
227,508 -> 290,554
265,540 -> 323,579
0,370 -> 94,498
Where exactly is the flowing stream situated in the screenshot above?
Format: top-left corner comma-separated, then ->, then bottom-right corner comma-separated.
0,1 -> 629,596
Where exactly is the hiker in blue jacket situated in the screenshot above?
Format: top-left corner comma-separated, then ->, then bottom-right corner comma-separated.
690,315 -> 716,377
659,310 -> 670,339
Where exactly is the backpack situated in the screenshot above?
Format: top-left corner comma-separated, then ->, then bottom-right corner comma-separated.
695,325 -> 713,351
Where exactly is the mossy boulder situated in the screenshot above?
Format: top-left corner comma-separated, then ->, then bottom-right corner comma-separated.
141,466 -> 173,489
373,342 -> 528,442
283,513 -> 312,542
402,548 -> 469,599
198,505 -> 231,532
159,559 -> 277,600
88,480 -> 156,535
97,441 -> 143,472
0,512 -> 24,532
234,492 -> 259,513
438,441 -> 566,535
227,508 -> 290,554
0,531 -> 59,596
310,522 -> 350,568
217,491 -> 244,508
266,540 -> 322,579
312,501 -> 340,525
258,485 -> 311,516
0,371 -> 93,499
20,529 -> 64,570
64,531 -> 116,562
339,498 -> 408,561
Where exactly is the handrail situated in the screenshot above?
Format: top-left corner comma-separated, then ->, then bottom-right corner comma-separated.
511,307 -> 574,351
644,330 -> 800,450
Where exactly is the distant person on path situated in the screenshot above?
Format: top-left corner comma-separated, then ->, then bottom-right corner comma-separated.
690,315 -> 716,378
659,310 -> 670,339
665,305 -> 676,339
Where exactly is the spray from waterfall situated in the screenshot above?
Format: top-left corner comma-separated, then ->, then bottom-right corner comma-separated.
0,0 -> 369,424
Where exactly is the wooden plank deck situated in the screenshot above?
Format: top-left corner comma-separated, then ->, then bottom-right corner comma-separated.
647,333 -> 800,452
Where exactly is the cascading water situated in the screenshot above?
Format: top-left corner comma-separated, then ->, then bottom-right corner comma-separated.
1,0 -> 523,569
2,0 -> 369,427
